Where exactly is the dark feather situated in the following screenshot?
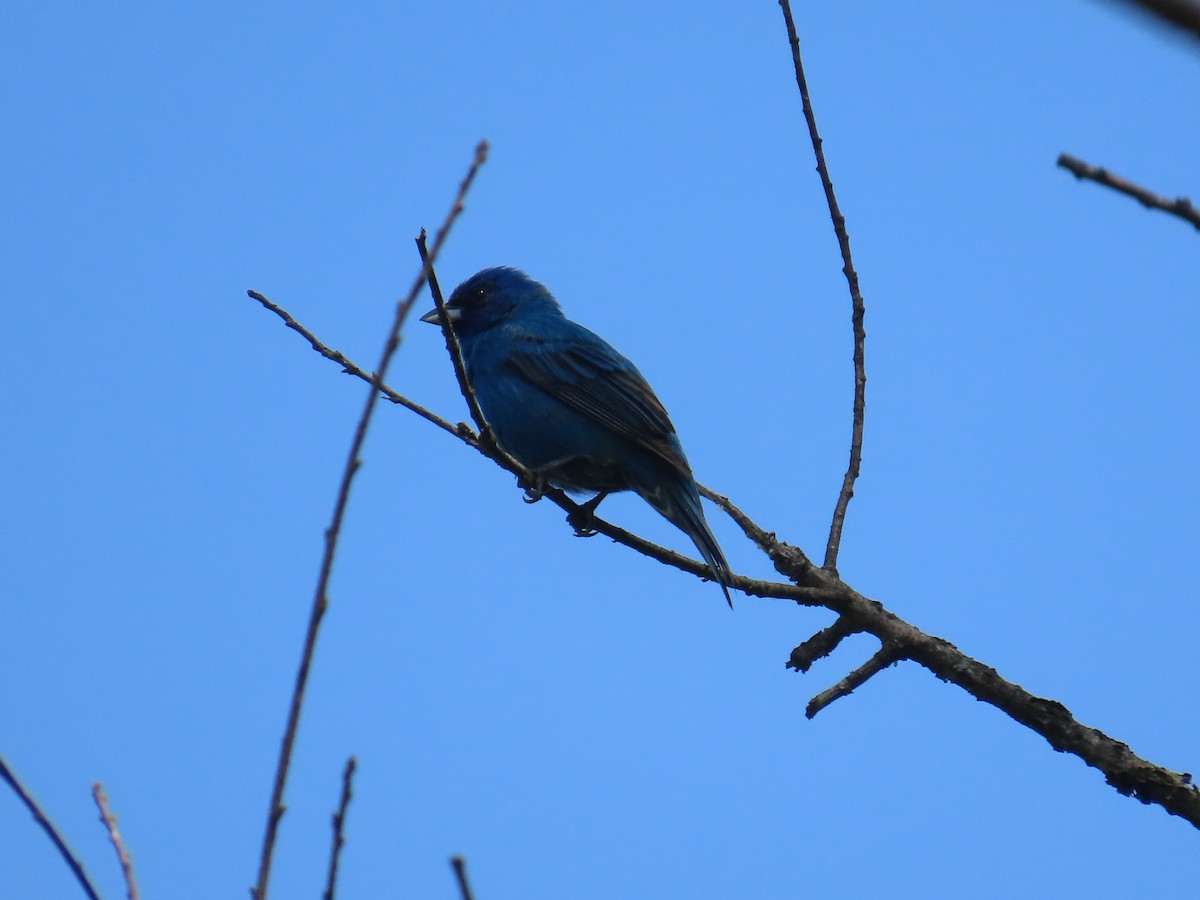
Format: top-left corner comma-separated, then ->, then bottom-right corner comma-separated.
506,341 -> 692,479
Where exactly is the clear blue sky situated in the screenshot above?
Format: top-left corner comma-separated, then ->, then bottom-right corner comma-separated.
3,2 -> 1199,898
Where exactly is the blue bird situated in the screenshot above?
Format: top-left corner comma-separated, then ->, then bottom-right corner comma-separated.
420,267 -> 733,606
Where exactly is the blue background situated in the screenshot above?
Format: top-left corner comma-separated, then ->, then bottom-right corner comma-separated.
3,2 -> 1198,898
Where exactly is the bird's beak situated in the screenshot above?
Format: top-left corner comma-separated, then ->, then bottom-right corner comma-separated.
419,306 -> 461,326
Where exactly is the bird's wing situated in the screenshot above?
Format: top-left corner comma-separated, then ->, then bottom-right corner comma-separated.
505,334 -> 692,476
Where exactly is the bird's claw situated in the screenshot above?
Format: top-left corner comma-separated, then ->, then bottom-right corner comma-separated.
520,474 -> 548,504
568,509 -> 600,538
567,491 -> 608,537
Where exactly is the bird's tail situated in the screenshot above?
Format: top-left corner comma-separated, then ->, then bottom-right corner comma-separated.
646,475 -> 734,608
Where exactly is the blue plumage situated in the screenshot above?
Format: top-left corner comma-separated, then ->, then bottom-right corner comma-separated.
420,267 -> 733,606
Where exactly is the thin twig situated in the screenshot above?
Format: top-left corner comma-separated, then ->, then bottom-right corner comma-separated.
0,754 -> 101,900
92,783 -> 139,900
1104,0 -> 1200,41
450,856 -> 477,900
778,0 -> 867,574
248,289 -> 469,440
249,139 -> 489,900
1057,153 -> 1200,231
417,241 -> 490,439
415,249 -> 542,486
322,757 -> 357,900
699,486 -> 783,553
806,647 -> 900,718
700,486 -> 824,588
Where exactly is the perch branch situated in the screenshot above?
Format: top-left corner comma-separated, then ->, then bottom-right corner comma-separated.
0,753 -> 101,900
1057,153 -> 1200,231
249,139 -> 489,900
248,289 -> 466,439
778,0 -> 868,574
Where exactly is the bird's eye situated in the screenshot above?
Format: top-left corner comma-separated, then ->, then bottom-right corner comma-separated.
451,283 -> 490,310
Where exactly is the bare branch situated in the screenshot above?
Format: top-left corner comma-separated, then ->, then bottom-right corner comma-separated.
778,0 -> 868,574
1057,153 -> 1200,231
248,289 -> 467,440
1103,0 -> 1200,42
699,486 -> 817,578
450,856 -> 477,900
92,783 -> 139,900
0,754 -> 101,900
806,647 -> 900,719
322,757 -> 357,900
417,239 -> 489,438
248,139 -> 489,900
787,617 -> 859,673
766,544 -> 1200,824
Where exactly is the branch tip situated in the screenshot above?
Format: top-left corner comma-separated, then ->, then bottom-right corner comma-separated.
787,617 -> 858,673
451,855 -> 477,900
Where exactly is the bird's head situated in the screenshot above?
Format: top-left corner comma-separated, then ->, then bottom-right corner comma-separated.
419,267 -> 561,339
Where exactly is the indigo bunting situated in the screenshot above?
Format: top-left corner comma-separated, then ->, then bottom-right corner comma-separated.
420,267 -> 733,606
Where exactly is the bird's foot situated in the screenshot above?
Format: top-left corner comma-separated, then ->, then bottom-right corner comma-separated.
567,492 -> 609,537
520,473 -> 548,504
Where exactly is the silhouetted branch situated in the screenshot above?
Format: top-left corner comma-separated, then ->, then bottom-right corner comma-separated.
0,754 -> 101,900
760,538 -> 1200,823
778,0 -> 868,574
417,238 -> 489,440
92,783 -> 139,900
248,290 -> 466,439
450,856 -> 477,900
248,139 -> 489,900
415,245 -> 544,488
322,757 -> 357,900
1057,153 -> 1200,231
1104,0 -> 1200,41
787,617 -> 859,673
805,646 -> 900,718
